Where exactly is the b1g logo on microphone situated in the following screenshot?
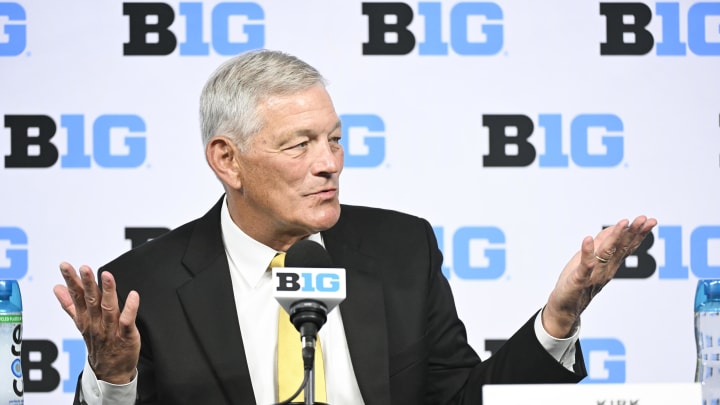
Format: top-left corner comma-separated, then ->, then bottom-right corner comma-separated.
362,2 -> 503,55
2,114 -> 147,168
123,2 -> 264,56
600,2 -> 720,56
580,338 -> 626,384
339,114 -> 386,168
614,225 -> 720,280
273,268 -> 346,314
0,2 -> 26,56
482,114 -> 624,168
275,270 -> 342,293
0,227 -> 28,280
433,226 -> 506,280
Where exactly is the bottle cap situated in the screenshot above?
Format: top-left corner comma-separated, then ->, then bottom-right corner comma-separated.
0,280 -> 22,311
695,279 -> 720,311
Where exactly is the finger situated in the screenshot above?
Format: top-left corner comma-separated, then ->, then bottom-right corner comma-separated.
79,265 -> 102,319
618,216 -> 658,256
59,262 -> 87,314
579,235 -> 597,278
606,217 -> 639,258
52,284 -> 77,319
99,272 -> 120,330
635,216 -> 657,239
596,219 -> 629,264
619,216 -> 648,255
119,290 -> 140,339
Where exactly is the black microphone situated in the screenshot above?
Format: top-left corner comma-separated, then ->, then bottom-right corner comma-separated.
285,239 -> 333,268
273,240 -> 346,369
286,240 -> 331,370
272,240 -> 345,404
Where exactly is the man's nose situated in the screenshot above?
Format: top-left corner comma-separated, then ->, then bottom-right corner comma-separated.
311,142 -> 343,175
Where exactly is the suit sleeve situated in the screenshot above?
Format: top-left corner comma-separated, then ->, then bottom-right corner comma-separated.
419,219 -> 587,404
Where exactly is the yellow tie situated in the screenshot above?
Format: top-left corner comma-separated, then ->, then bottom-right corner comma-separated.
272,253 -> 327,403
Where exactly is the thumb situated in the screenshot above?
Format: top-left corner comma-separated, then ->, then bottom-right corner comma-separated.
579,235 -> 597,278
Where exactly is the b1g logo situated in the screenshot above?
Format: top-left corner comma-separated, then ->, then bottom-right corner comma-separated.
0,2 -> 25,56
3,114 -> 146,168
123,2 -> 264,56
19,338 -> 86,393
482,114 -> 624,168
615,225 -> 720,279
600,2 -> 720,56
339,114 -> 386,168
362,2 -> 503,55
580,338 -> 626,384
276,272 -> 341,293
0,227 -> 27,280
433,226 -> 506,280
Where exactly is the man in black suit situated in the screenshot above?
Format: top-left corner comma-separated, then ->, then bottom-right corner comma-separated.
54,49 -> 656,404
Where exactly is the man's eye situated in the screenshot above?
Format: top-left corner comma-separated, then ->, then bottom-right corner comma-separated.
329,136 -> 341,144
290,141 -> 309,149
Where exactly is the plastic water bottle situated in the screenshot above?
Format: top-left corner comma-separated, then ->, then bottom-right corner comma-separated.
696,279 -> 720,405
0,280 -> 22,405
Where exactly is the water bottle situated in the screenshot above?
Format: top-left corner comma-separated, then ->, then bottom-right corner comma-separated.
0,280 -> 22,405
695,279 -> 720,405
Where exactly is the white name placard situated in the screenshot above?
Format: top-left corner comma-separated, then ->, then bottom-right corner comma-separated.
483,383 -> 701,405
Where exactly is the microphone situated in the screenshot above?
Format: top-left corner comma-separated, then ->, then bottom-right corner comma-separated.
272,239 -> 346,370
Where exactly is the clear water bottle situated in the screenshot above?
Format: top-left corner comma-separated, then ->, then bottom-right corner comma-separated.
696,279 -> 720,405
0,280 -> 22,405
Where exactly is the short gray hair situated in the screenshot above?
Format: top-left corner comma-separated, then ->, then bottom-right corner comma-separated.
199,49 -> 327,151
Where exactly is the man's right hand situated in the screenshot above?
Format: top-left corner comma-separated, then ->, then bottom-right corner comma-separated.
54,262 -> 141,384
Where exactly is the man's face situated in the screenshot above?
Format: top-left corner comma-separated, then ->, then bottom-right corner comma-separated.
232,84 -> 343,244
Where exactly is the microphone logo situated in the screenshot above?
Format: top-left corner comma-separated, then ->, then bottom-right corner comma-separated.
273,268 -> 346,315
276,271 -> 341,292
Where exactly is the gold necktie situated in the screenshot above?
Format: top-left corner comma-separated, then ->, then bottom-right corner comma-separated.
272,253 -> 327,403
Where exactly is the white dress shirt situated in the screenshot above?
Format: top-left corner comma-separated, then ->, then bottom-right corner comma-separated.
80,198 -> 578,404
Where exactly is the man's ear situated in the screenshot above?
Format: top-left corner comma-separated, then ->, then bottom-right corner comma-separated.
206,136 -> 243,189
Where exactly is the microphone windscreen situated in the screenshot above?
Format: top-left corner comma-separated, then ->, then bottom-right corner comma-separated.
285,239 -> 333,268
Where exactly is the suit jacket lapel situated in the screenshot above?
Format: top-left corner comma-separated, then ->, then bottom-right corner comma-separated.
323,223 -> 392,405
176,198 -> 256,404
170,199 -> 393,404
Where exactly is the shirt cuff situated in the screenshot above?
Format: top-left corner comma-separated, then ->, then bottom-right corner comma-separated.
80,360 -> 138,405
534,307 -> 580,371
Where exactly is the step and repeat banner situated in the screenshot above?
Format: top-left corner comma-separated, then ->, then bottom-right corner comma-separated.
1,0 -> 719,402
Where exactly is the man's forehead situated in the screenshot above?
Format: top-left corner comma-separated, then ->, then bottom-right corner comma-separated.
257,88 -> 337,124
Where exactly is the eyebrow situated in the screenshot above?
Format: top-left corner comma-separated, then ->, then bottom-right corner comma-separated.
291,120 -> 342,138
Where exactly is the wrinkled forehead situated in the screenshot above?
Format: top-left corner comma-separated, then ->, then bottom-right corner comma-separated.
252,86 -> 339,138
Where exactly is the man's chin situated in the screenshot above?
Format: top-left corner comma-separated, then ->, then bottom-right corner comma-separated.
308,206 -> 341,232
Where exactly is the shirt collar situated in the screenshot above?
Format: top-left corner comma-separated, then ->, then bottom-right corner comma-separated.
219,196 -> 324,288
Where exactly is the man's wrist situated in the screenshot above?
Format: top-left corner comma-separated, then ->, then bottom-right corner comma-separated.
535,307 -> 580,370
81,361 -> 138,405
541,303 -> 580,339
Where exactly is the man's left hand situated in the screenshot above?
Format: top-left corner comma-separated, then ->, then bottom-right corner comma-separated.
543,215 -> 657,338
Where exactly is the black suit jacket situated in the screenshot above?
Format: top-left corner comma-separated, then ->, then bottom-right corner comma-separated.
79,197 -> 586,404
